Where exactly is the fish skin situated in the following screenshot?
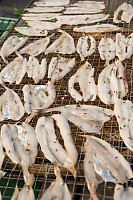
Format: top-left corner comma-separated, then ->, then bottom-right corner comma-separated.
114,184 -> 133,200
15,27 -> 48,37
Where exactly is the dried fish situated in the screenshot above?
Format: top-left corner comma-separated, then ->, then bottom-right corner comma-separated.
0,86 -> 25,121
25,6 -> 64,13
98,60 -> 128,105
36,116 -> 77,177
26,56 -> 47,83
98,38 -> 115,66
20,37 -> 50,56
77,35 -> 96,61
84,136 -> 133,200
0,36 -> 28,64
22,13 -> 61,21
64,6 -> 104,14
40,166 -> 71,200
15,27 -> 48,37
68,62 -> 97,102
0,57 -> 27,85
34,0 -> 70,7
71,1 -> 105,9
114,184 -> 133,200
27,21 -> 61,30
73,24 -> 124,33
0,136 -> 5,179
45,30 -> 75,54
116,33 -> 133,61
113,2 -> 133,23
48,57 -> 75,83
23,81 -> 55,114
1,123 -> 38,183
57,14 -> 109,25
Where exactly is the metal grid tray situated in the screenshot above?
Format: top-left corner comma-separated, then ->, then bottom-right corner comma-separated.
0,0 -> 133,199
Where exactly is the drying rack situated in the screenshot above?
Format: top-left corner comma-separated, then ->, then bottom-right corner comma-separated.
0,0 -> 133,199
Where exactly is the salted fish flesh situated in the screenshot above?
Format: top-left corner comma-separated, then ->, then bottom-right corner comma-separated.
45,30 -> 75,54
34,0 -> 70,7
116,33 -> 133,61
25,6 -> 64,13
84,136 -> 133,200
70,1 -> 105,9
43,105 -> 113,134
23,81 -> 55,114
48,57 -> 75,83
20,37 -> 50,56
0,136 -> 5,179
77,36 -> 96,61
26,56 -> 47,83
0,36 -> 28,64
57,14 -> 109,25
114,96 -> 133,152
113,2 -> 133,23
1,123 -> 38,184
40,166 -> 71,200
64,7 -> 104,14
114,184 -> 133,200
15,27 -> 47,37
98,38 -> 115,66
98,60 -> 128,105
73,24 -> 124,33
22,13 -> 61,21
0,86 -> 24,121
36,116 -> 77,177
27,21 -> 61,30
0,57 -> 27,85
68,61 -> 97,102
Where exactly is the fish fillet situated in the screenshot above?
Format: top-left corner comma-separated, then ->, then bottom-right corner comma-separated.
77,35 -> 96,61
114,96 -> 133,152
25,6 -> 64,13
36,116 -> 77,177
114,184 -> 133,200
1,123 -> 38,184
113,2 -> 133,23
0,136 -> 5,179
48,57 -> 75,83
15,27 -> 48,36
98,60 -> 128,105
57,14 -> 110,25
0,57 -> 27,85
68,61 -> 97,102
73,24 -> 125,33
27,21 -> 61,30
26,56 -> 47,83
34,0 -> 70,7
84,136 -> 133,200
20,37 -> 50,56
22,13 -> 61,21
0,36 -> 28,64
0,86 -> 24,121
40,166 -> 71,200
116,33 -> 133,61
98,38 -> 115,66
23,81 -> 55,114
45,30 -> 75,54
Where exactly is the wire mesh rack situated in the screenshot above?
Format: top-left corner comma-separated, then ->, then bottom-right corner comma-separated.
0,0 -> 133,199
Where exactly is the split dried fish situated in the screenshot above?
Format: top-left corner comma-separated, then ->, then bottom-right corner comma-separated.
71,1 -> 105,9
84,136 -> 133,200
20,37 -> 50,56
23,81 -> 55,114
45,30 -> 75,54
68,61 -> 97,102
15,27 -> 48,37
0,36 -> 28,64
43,105 -> 113,134
113,2 -> 133,23
0,86 -> 25,121
26,56 -> 47,83
36,116 -> 77,177
0,57 -> 27,85
40,165 -> 71,200
116,33 -> 133,61
114,184 -> 133,200
27,21 -> 61,30
98,60 -> 128,105
48,57 -> 75,83
1,123 -> 38,184
73,24 -> 125,33
114,96 -> 133,152
0,136 -> 5,179
34,0 -> 70,7
77,35 -> 96,61
25,6 -> 64,13
64,6 -> 104,14
98,38 -> 116,66
57,14 -> 109,25
22,13 -> 61,21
